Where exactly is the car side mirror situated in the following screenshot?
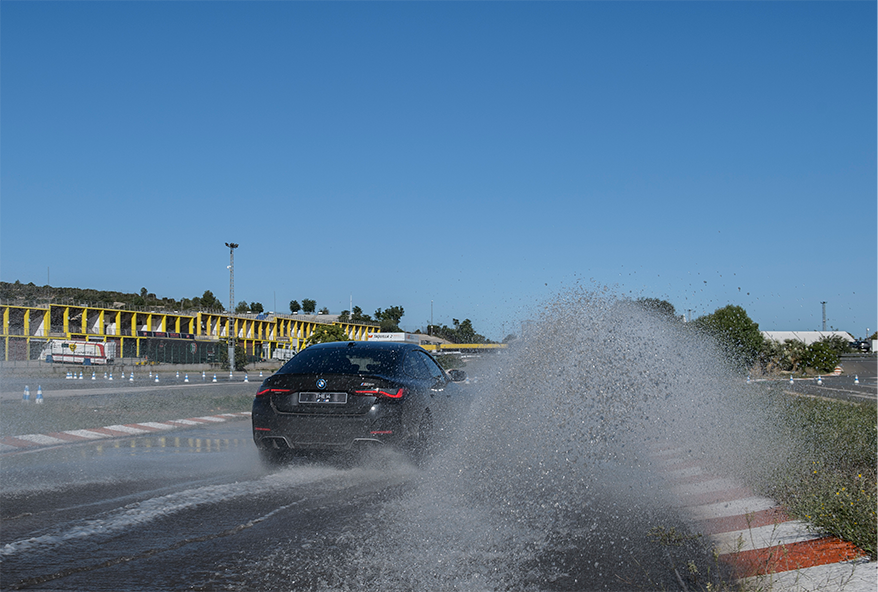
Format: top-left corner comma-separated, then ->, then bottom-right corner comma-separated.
447,369 -> 467,382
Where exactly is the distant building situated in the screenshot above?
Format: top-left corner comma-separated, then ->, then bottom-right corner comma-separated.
762,331 -> 855,346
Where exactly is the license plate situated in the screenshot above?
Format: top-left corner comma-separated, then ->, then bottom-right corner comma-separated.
298,392 -> 347,404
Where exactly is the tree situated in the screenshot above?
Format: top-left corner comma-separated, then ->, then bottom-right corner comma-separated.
694,305 -> 764,369
428,318 -> 490,344
201,290 -> 223,310
304,324 -> 350,346
302,299 -> 317,314
350,306 -> 372,323
635,297 -> 677,318
375,305 -> 405,332
250,302 -> 264,313
338,310 -> 350,323
289,300 -> 301,314
219,344 -> 248,371
319,306 -> 330,315
235,301 -> 249,313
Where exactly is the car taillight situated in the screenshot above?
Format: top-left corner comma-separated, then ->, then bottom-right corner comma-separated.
256,388 -> 291,397
353,387 -> 405,400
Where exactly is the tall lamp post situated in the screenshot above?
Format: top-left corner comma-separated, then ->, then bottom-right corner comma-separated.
225,242 -> 239,372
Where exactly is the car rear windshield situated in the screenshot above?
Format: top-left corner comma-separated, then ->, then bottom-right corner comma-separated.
277,346 -> 404,376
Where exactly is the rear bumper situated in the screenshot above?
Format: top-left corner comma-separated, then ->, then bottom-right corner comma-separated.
251,399 -> 408,451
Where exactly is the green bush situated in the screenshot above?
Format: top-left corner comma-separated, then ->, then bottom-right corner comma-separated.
800,341 -> 840,374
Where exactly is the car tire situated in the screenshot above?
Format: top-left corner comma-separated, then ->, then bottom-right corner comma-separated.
258,446 -> 288,466
409,409 -> 433,466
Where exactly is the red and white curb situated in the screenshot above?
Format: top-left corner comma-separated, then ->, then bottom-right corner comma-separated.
650,445 -> 875,591
0,412 -> 252,453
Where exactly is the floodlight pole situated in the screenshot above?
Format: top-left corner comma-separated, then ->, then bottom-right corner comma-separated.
821,301 -> 826,331
225,242 -> 239,372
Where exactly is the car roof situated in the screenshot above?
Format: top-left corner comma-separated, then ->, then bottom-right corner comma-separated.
307,341 -> 424,352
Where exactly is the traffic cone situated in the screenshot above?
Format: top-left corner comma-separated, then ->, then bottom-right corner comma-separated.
789,375 -> 794,384
176,371 -> 180,379
817,375 -> 823,386
855,375 -> 860,384
259,371 -> 263,378
184,374 -> 189,383
104,371 -> 108,379
747,375 -> 751,384
244,374 -> 249,383
202,371 -> 206,380
79,371 -> 84,380
109,372 -> 113,381
212,374 -> 217,382
35,386 -> 44,404
155,374 -> 159,383
130,372 -> 134,382
92,371 -> 96,380
66,371 -> 72,380
23,386 -> 30,403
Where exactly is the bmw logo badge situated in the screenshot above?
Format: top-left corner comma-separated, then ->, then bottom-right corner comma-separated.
316,378 -> 327,390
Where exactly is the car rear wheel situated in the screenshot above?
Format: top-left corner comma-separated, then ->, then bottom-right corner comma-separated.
409,409 -> 433,466
258,445 -> 289,466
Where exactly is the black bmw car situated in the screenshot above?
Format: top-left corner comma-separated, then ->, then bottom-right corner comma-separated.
251,340 -> 468,463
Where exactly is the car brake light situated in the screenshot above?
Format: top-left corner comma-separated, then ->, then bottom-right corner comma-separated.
353,388 -> 405,400
256,388 -> 291,397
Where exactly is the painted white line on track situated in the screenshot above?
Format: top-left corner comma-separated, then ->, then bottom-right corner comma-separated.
63,430 -> 111,440
15,434 -> 68,445
135,422 -> 177,430
665,465 -> 706,479
710,520 -> 822,554
672,477 -> 742,496
169,419 -> 201,425
193,416 -> 227,422
104,425 -> 151,434
686,496 -> 778,521
743,558 -> 877,592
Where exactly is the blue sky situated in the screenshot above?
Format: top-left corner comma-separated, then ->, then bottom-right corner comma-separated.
2,2 -> 875,340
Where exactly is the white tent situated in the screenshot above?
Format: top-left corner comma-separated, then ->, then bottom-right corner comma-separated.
762,331 -> 854,346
